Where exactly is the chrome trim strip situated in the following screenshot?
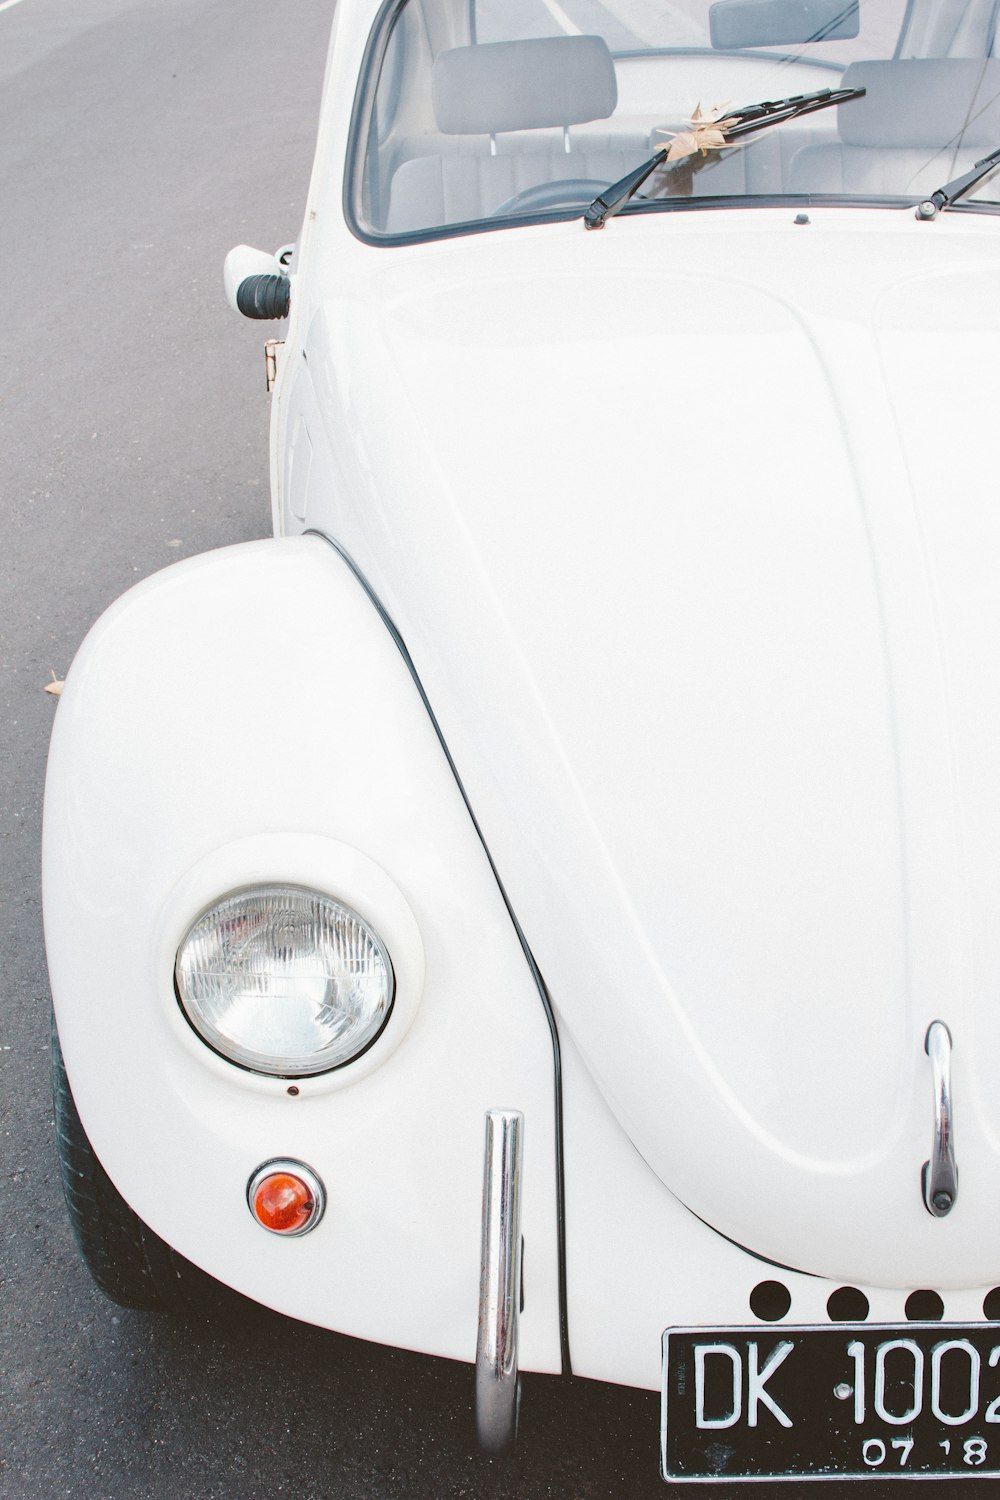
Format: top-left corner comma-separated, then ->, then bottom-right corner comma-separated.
922,1021 -> 957,1218
476,1109 -> 524,1452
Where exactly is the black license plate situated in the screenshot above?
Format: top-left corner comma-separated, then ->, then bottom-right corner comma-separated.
662,1323 -> 1000,1482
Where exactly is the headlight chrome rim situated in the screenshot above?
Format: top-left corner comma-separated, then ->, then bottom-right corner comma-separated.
175,883 -> 396,1078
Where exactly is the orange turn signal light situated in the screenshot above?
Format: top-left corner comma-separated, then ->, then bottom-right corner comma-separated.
254,1172 -> 313,1232
247,1160 -> 325,1237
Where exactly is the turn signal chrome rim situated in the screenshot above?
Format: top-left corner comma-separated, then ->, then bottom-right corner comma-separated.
247,1160 -> 326,1236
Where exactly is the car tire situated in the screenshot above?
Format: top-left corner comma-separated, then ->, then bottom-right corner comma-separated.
51,1011 -> 234,1320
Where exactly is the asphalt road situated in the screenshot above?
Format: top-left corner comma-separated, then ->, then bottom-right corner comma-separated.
1,2 -> 998,1498
0,3 -> 663,1495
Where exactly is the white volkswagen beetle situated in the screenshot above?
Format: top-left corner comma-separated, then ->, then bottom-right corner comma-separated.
44,0 -> 1000,1483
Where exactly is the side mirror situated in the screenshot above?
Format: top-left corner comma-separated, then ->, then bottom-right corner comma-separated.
223,244 -> 291,320
709,0 -> 859,49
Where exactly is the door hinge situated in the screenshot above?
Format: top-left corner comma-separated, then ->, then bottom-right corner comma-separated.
264,339 -> 285,393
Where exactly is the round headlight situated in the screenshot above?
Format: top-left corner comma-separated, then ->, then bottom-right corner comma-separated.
175,885 -> 394,1076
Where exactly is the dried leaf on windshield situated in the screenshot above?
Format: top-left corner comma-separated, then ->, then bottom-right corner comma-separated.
655,102 -> 739,162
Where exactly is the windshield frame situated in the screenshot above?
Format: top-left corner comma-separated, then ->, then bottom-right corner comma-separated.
344,0 -> 1000,249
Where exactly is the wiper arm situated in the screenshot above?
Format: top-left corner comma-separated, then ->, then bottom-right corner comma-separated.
915,144 -> 1000,219
583,85 -> 865,230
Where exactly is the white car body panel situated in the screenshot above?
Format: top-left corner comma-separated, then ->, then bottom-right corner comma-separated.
278,208 -> 1000,1291
43,536 -> 562,1371
559,1027 -> 998,1391
43,0 -> 1000,1411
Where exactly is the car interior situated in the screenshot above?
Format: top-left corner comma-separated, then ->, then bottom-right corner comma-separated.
353,0 -> 1000,234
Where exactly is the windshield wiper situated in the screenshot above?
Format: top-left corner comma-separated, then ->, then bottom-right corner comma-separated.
915,144 -> 1000,219
583,85 -> 866,230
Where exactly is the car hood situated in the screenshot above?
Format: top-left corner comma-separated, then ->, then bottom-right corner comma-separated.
313,210 -> 1000,1286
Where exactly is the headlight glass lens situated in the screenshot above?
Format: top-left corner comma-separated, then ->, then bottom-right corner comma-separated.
175,885 -> 394,1076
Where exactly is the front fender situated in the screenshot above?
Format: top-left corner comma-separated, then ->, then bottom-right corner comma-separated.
43,534 -> 561,1371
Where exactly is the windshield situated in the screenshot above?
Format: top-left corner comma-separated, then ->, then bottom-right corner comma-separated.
350,0 -> 1000,239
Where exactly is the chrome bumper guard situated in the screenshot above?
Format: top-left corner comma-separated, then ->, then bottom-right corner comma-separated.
475,1108 -> 524,1453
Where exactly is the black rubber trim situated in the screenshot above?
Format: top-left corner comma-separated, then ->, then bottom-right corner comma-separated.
690,1207 -> 819,1279
306,529 -> 572,1377
627,1136 -> 819,1278
236,274 -> 291,320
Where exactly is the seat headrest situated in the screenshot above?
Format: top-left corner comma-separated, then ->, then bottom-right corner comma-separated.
432,37 -> 617,136
838,59 -> 1000,147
